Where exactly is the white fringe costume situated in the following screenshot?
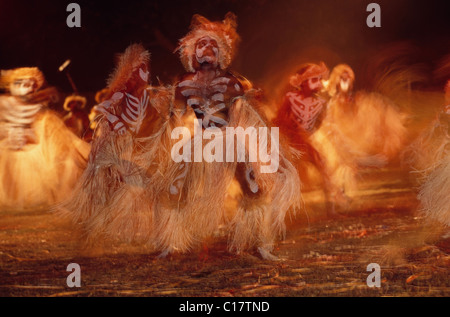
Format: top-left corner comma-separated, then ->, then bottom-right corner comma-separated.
417,82 -> 450,227
151,93 -> 301,258
0,68 -> 90,211
403,96 -> 450,178
418,154 -> 450,226
59,14 -> 301,260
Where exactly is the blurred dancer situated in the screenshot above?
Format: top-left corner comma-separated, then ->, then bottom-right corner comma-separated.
274,62 -> 345,215
418,80 -> 450,231
323,64 -> 407,163
404,80 -> 450,176
63,94 -> 90,139
0,67 -> 89,210
310,64 -> 397,205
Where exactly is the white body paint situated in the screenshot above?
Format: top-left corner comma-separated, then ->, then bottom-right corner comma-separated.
0,96 -> 42,150
178,73 -> 233,128
286,92 -> 325,132
96,67 -> 150,135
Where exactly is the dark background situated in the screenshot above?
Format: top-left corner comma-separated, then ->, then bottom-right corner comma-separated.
0,0 -> 449,104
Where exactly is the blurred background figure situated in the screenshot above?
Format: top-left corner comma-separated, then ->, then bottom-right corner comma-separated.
417,80 -> 450,237
323,63 -> 408,164
63,94 -> 90,139
274,62 -> 347,216
403,79 -> 450,178
0,67 -> 90,211
311,63 -> 405,205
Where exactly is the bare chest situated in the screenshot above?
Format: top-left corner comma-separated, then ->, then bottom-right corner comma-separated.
177,75 -> 243,128
286,92 -> 326,132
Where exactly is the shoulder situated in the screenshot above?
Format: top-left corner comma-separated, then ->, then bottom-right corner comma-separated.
220,72 -> 247,96
176,73 -> 196,87
286,91 -> 300,98
175,73 -> 196,99
0,95 -> 17,107
226,71 -> 252,92
285,91 -> 303,103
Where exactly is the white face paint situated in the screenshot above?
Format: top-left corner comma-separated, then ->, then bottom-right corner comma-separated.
10,78 -> 36,96
307,77 -> 322,92
195,36 -> 219,66
339,78 -> 350,93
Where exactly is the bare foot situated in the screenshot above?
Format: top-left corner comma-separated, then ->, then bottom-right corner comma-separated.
157,249 -> 171,259
326,201 -> 346,219
258,247 -> 280,261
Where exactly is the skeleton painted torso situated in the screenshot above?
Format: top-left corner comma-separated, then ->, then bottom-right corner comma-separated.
169,71 -> 249,197
175,71 -> 244,128
96,65 -> 150,136
96,89 -> 149,136
0,96 -> 42,150
285,91 -> 327,133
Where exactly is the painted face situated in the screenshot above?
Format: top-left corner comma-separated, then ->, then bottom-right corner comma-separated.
195,36 -> 219,66
338,72 -> 352,93
306,76 -> 323,92
10,78 -> 37,96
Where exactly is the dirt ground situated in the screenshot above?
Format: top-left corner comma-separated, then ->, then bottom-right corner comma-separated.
0,167 -> 449,297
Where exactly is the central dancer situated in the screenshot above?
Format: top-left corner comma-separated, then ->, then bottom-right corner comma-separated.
156,12 -> 301,259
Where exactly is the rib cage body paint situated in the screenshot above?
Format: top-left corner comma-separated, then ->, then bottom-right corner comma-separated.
177,72 -> 243,128
0,96 -> 42,150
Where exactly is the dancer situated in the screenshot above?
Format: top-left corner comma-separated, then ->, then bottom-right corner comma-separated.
154,12 -> 301,259
62,94 -> 90,139
58,44 -> 157,241
310,64 -> 397,202
274,62 -> 345,215
0,67 -> 90,210
404,80 -> 450,176
418,80 -> 450,230
322,64 -> 407,163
